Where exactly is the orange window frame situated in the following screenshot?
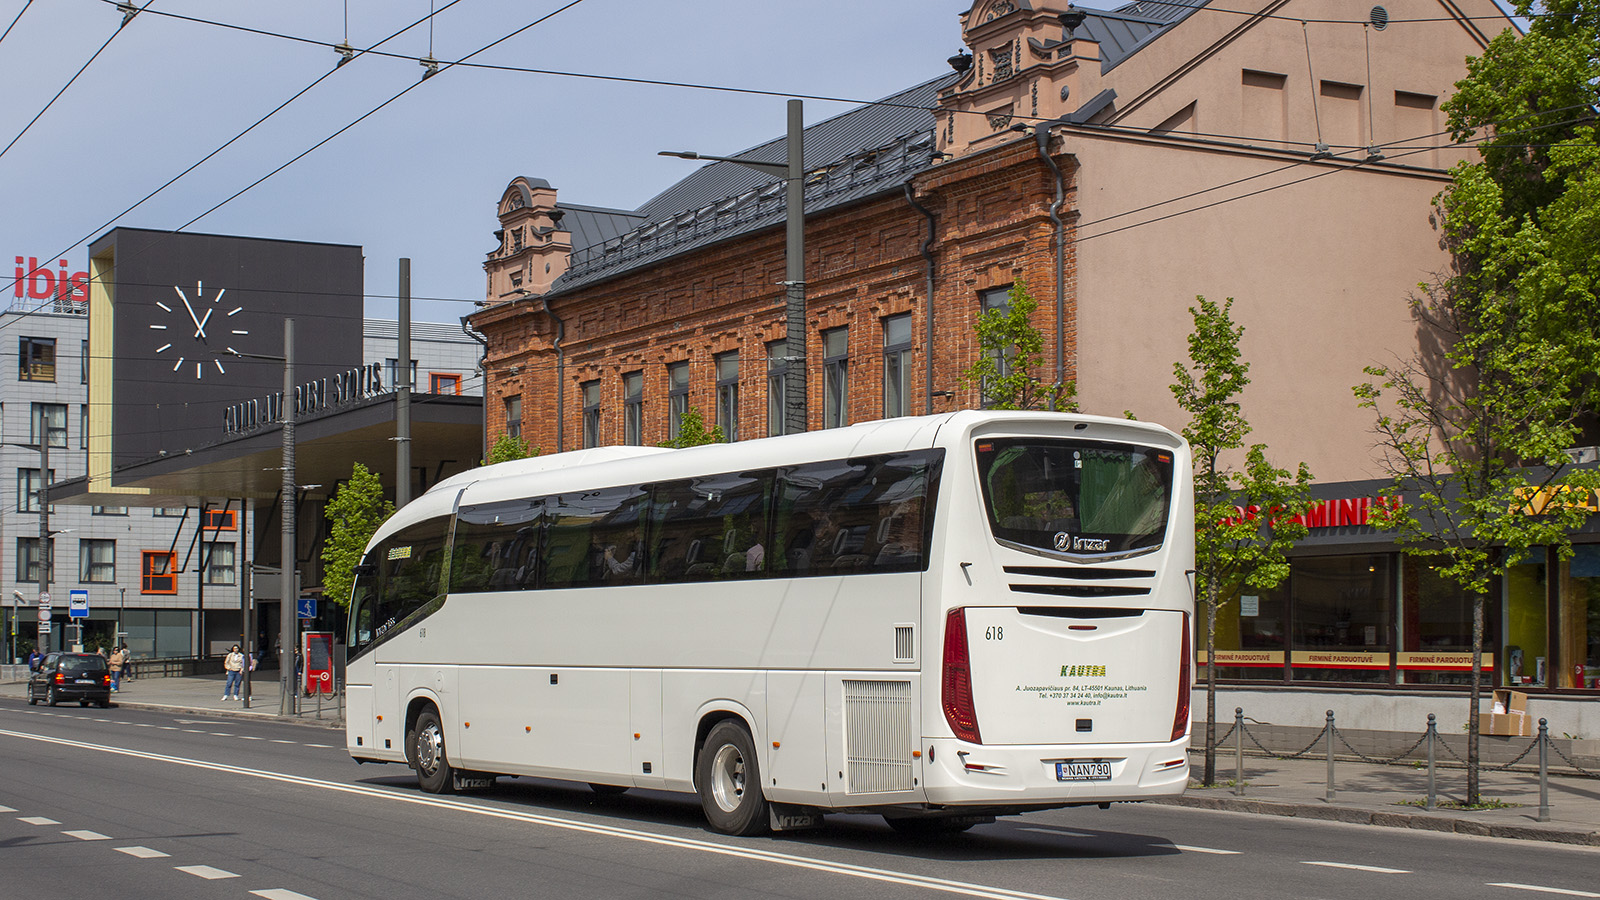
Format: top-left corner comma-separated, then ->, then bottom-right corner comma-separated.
141,551 -> 177,594
430,373 -> 461,395
201,509 -> 237,531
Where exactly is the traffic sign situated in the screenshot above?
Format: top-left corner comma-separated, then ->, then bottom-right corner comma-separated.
296,596 -> 316,619
69,589 -> 88,619
37,605 -> 50,622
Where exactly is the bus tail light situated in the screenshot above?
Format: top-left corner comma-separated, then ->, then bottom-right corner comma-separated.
942,608 -> 982,744
1171,611 -> 1191,743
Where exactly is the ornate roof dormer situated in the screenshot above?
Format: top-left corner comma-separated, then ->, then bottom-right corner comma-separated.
485,176 -> 572,301
939,1 -> 1105,158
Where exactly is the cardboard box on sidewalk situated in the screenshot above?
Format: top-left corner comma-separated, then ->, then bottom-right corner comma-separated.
1477,689 -> 1532,737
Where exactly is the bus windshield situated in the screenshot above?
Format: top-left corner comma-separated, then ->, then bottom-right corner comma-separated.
976,437 -> 1172,557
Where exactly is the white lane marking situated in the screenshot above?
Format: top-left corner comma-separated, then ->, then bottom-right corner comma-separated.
176,865 -> 239,880
19,816 -> 60,825
116,846 -> 171,858
1489,884 -> 1600,898
63,830 -> 111,840
209,733 -> 233,737
135,723 -> 154,727
269,739 -> 296,744
0,727 -> 1075,900
1172,845 -> 1240,855
240,736 -> 264,740
182,729 -> 204,733
0,805 -> 14,812
1303,861 -> 1410,874
252,891 -> 320,900
1020,827 -> 1095,839
158,726 -> 178,730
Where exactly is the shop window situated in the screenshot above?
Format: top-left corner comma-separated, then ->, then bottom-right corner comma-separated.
1400,560 -> 1494,686
1289,554 -> 1394,684
1503,552 -> 1548,687
1559,546 -> 1600,690
142,551 -> 177,594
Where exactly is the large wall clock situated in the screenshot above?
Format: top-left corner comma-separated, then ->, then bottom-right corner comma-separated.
151,280 -> 250,380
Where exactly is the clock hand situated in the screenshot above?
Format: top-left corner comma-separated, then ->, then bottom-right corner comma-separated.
195,307 -> 213,339
176,286 -> 203,333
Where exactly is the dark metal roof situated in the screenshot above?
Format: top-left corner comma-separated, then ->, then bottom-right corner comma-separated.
635,74 -> 957,224
554,203 -> 647,253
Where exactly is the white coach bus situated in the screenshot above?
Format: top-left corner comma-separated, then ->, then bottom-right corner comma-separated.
345,410 -> 1194,835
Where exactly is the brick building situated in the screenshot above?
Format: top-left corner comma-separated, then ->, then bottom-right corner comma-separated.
464,1 -> 1600,711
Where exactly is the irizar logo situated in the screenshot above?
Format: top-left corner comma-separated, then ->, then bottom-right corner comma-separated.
1060,664 -> 1107,677
1054,531 -> 1110,553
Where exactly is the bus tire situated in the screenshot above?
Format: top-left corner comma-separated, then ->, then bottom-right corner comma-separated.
696,720 -> 769,836
410,709 -> 457,795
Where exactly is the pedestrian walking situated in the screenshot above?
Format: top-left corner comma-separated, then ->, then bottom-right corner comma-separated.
27,648 -> 42,671
223,644 -> 245,700
122,645 -> 135,681
108,645 -> 125,692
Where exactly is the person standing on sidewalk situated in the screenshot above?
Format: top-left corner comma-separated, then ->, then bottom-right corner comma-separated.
108,645 -> 125,692
223,645 -> 245,701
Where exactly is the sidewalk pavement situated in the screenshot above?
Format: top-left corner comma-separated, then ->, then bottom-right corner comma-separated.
2,672 -> 1595,845
0,670 -> 344,729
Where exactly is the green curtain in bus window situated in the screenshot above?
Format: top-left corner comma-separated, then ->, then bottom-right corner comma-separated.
1079,449 -> 1166,539
544,486 -> 647,589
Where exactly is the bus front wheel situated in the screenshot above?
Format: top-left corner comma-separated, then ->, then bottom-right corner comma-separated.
410,709 -> 457,795
696,720 -> 769,836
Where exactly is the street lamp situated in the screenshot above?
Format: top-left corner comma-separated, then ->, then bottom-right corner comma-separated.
659,98 -> 808,436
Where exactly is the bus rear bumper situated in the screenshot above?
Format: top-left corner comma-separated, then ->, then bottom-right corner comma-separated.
920,737 -> 1190,806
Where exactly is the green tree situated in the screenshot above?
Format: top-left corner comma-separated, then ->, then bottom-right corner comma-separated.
659,406 -> 723,448
1171,296 -> 1312,787
1352,0 -> 1600,805
484,432 -> 537,466
960,278 -> 1077,411
321,462 -> 395,609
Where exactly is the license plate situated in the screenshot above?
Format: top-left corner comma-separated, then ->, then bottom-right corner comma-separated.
74,679 -> 94,684
1056,761 -> 1111,781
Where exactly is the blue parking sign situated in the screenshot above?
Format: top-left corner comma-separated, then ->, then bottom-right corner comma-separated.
297,596 -> 317,619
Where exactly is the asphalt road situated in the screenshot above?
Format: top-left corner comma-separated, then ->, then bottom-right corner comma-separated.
3,697 -> 1596,900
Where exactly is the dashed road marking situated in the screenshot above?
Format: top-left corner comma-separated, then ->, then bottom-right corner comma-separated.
19,816 -> 61,825
251,891 -> 321,900
116,846 -> 170,858
1172,845 -> 1240,855
63,830 -> 111,840
0,805 -> 15,813
1488,885 -> 1600,898
270,739 -> 296,744
241,735 -> 263,740
1303,861 -> 1410,874
176,865 -> 239,880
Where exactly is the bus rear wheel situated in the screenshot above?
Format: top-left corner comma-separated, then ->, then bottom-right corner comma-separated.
696,720 -> 769,836
410,709 -> 457,795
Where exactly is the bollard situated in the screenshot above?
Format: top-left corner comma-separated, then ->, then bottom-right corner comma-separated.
1425,713 -> 1437,812
1537,718 -> 1550,823
1234,707 -> 1245,797
1325,709 -> 1336,803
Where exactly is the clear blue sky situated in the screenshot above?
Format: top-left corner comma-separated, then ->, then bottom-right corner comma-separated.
2,0 -> 1105,324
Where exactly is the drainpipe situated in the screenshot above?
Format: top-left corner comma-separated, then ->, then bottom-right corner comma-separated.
1033,125 -> 1067,409
540,296 -> 566,452
459,315 -> 489,463
903,181 -> 938,415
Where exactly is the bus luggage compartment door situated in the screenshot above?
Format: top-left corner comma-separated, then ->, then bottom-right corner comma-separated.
961,606 -> 1183,745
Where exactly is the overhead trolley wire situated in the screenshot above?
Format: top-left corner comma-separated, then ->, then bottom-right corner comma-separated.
0,0 -> 35,49
0,0 -> 153,164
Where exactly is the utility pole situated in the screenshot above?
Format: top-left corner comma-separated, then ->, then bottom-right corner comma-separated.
279,319 -> 296,716
397,259 -> 412,508
38,426 -> 51,652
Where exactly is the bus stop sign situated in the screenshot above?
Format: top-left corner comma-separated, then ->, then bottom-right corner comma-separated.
69,589 -> 89,619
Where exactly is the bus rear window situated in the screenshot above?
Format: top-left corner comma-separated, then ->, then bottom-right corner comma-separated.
976,438 -> 1171,557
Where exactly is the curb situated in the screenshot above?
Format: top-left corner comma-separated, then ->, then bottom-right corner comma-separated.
101,698 -> 345,730
1154,795 -> 1600,846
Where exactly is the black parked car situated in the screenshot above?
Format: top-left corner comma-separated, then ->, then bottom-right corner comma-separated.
28,652 -> 112,708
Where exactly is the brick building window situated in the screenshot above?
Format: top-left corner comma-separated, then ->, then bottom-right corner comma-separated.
623,371 -> 644,446
141,551 -> 177,594
766,339 -> 791,437
19,336 -> 55,382
667,361 -> 689,440
80,539 -> 116,583
715,351 -> 739,442
979,287 -> 1014,407
822,327 -> 849,429
883,314 -> 912,418
581,380 -> 601,448
505,396 -> 522,439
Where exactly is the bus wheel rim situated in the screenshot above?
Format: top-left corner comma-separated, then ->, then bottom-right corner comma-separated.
710,744 -> 746,813
417,722 -> 444,775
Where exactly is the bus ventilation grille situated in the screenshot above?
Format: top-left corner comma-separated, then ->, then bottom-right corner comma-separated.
844,680 -> 914,794
893,625 -> 915,662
